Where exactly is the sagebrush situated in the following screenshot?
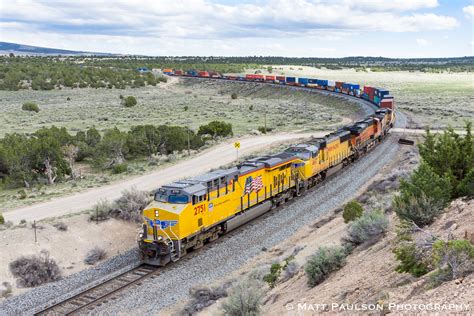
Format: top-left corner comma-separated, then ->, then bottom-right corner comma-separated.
305,246 -> 347,287
221,278 -> 265,316
346,210 -> 389,245
9,250 -> 61,287
84,247 -> 107,265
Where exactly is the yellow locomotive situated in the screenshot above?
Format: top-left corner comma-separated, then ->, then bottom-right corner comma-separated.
138,109 -> 394,266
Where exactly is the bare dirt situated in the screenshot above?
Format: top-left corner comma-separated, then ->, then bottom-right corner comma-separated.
0,214 -> 137,298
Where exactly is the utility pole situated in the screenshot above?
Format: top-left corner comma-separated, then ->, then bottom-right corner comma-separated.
264,110 -> 267,134
187,125 -> 191,156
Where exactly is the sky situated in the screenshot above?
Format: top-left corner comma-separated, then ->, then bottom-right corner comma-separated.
0,0 -> 473,57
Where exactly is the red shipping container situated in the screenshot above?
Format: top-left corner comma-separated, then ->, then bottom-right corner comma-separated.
265,75 -> 276,81
336,81 -> 343,88
276,76 -> 285,82
380,99 -> 394,110
198,71 -> 210,77
174,70 -> 183,75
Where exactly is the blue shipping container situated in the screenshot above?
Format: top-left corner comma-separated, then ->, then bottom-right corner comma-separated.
308,78 -> 318,84
316,79 -> 328,86
286,77 -> 296,83
186,70 -> 198,76
298,78 -> 309,85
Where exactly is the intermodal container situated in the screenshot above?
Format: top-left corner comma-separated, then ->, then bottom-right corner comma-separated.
286,77 -> 296,85
308,78 -> 318,84
175,70 -> 184,76
327,80 -> 336,87
276,76 -> 286,83
316,79 -> 328,87
186,70 -> 198,76
265,75 -> 276,82
374,95 -> 380,105
198,71 -> 210,77
380,98 -> 394,110
364,86 -> 375,95
298,78 -> 309,86
336,81 -> 343,89
208,71 -> 221,78
163,68 -> 173,74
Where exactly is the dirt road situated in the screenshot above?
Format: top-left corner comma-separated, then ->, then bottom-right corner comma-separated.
3,132 -> 318,224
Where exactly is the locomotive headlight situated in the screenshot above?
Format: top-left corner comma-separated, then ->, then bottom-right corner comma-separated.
139,233 -> 144,239
155,210 -> 159,217
158,236 -> 163,241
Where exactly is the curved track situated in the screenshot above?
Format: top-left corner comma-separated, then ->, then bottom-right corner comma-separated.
23,79 -> 407,315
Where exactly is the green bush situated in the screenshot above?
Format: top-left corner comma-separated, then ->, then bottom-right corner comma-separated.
22,102 -> 40,113
346,210 -> 389,245
432,239 -> 474,280
305,246 -> 346,287
342,200 -> 364,223
231,93 -> 238,99
394,193 -> 445,227
257,126 -> 273,134
123,96 -> 137,107
9,250 -> 61,287
394,162 -> 451,226
198,121 -> 233,138
0,213 -> 4,225
111,163 -> 128,174
221,278 -> 265,316
458,168 -> 474,197
89,199 -> 113,222
263,263 -> 282,288
393,243 -> 430,277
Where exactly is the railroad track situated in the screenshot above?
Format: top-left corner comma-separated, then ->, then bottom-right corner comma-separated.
35,264 -> 159,315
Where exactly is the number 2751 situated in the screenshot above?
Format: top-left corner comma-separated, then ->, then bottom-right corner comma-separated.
194,205 -> 205,215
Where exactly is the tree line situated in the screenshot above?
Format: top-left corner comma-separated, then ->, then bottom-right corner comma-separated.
0,57 -> 165,91
0,121 -> 233,189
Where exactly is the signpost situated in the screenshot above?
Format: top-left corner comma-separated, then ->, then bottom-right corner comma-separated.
234,141 -> 240,160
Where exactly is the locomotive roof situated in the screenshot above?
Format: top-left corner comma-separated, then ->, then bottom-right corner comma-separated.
159,153 -> 296,193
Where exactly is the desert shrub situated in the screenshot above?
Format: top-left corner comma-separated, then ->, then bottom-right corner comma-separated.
419,124 -> 473,198
249,104 -> 254,111
18,189 -> 27,199
432,239 -> 474,280
53,222 -> 68,231
84,247 -> 107,265
457,168 -> 474,197
0,213 -> 4,225
221,278 -> 265,316
182,284 -> 228,315
22,102 -> 40,112
394,162 -> 451,226
0,282 -> 12,298
263,263 -> 282,288
9,250 -> 61,287
231,92 -> 238,99
346,210 -> 389,245
111,163 -> 128,174
394,193 -> 444,227
342,200 -> 364,223
393,243 -> 430,277
123,95 -> 137,107
281,261 -> 299,282
257,126 -> 273,134
183,105 -> 189,111
109,187 -> 149,222
198,121 -> 233,138
305,246 -> 347,287
89,199 -> 113,222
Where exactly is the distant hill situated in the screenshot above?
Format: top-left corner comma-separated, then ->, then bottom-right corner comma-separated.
0,42 -> 114,56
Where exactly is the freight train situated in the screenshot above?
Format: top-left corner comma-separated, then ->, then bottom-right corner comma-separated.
138,70 -> 395,265
163,69 -> 395,110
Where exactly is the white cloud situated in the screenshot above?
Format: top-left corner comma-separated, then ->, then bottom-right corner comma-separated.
0,0 -> 463,56
463,5 -> 474,18
416,38 -> 430,46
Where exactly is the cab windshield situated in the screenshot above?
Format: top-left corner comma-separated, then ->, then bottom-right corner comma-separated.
154,193 -> 189,204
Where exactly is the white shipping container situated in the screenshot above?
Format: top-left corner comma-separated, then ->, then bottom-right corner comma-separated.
327,80 -> 336,86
